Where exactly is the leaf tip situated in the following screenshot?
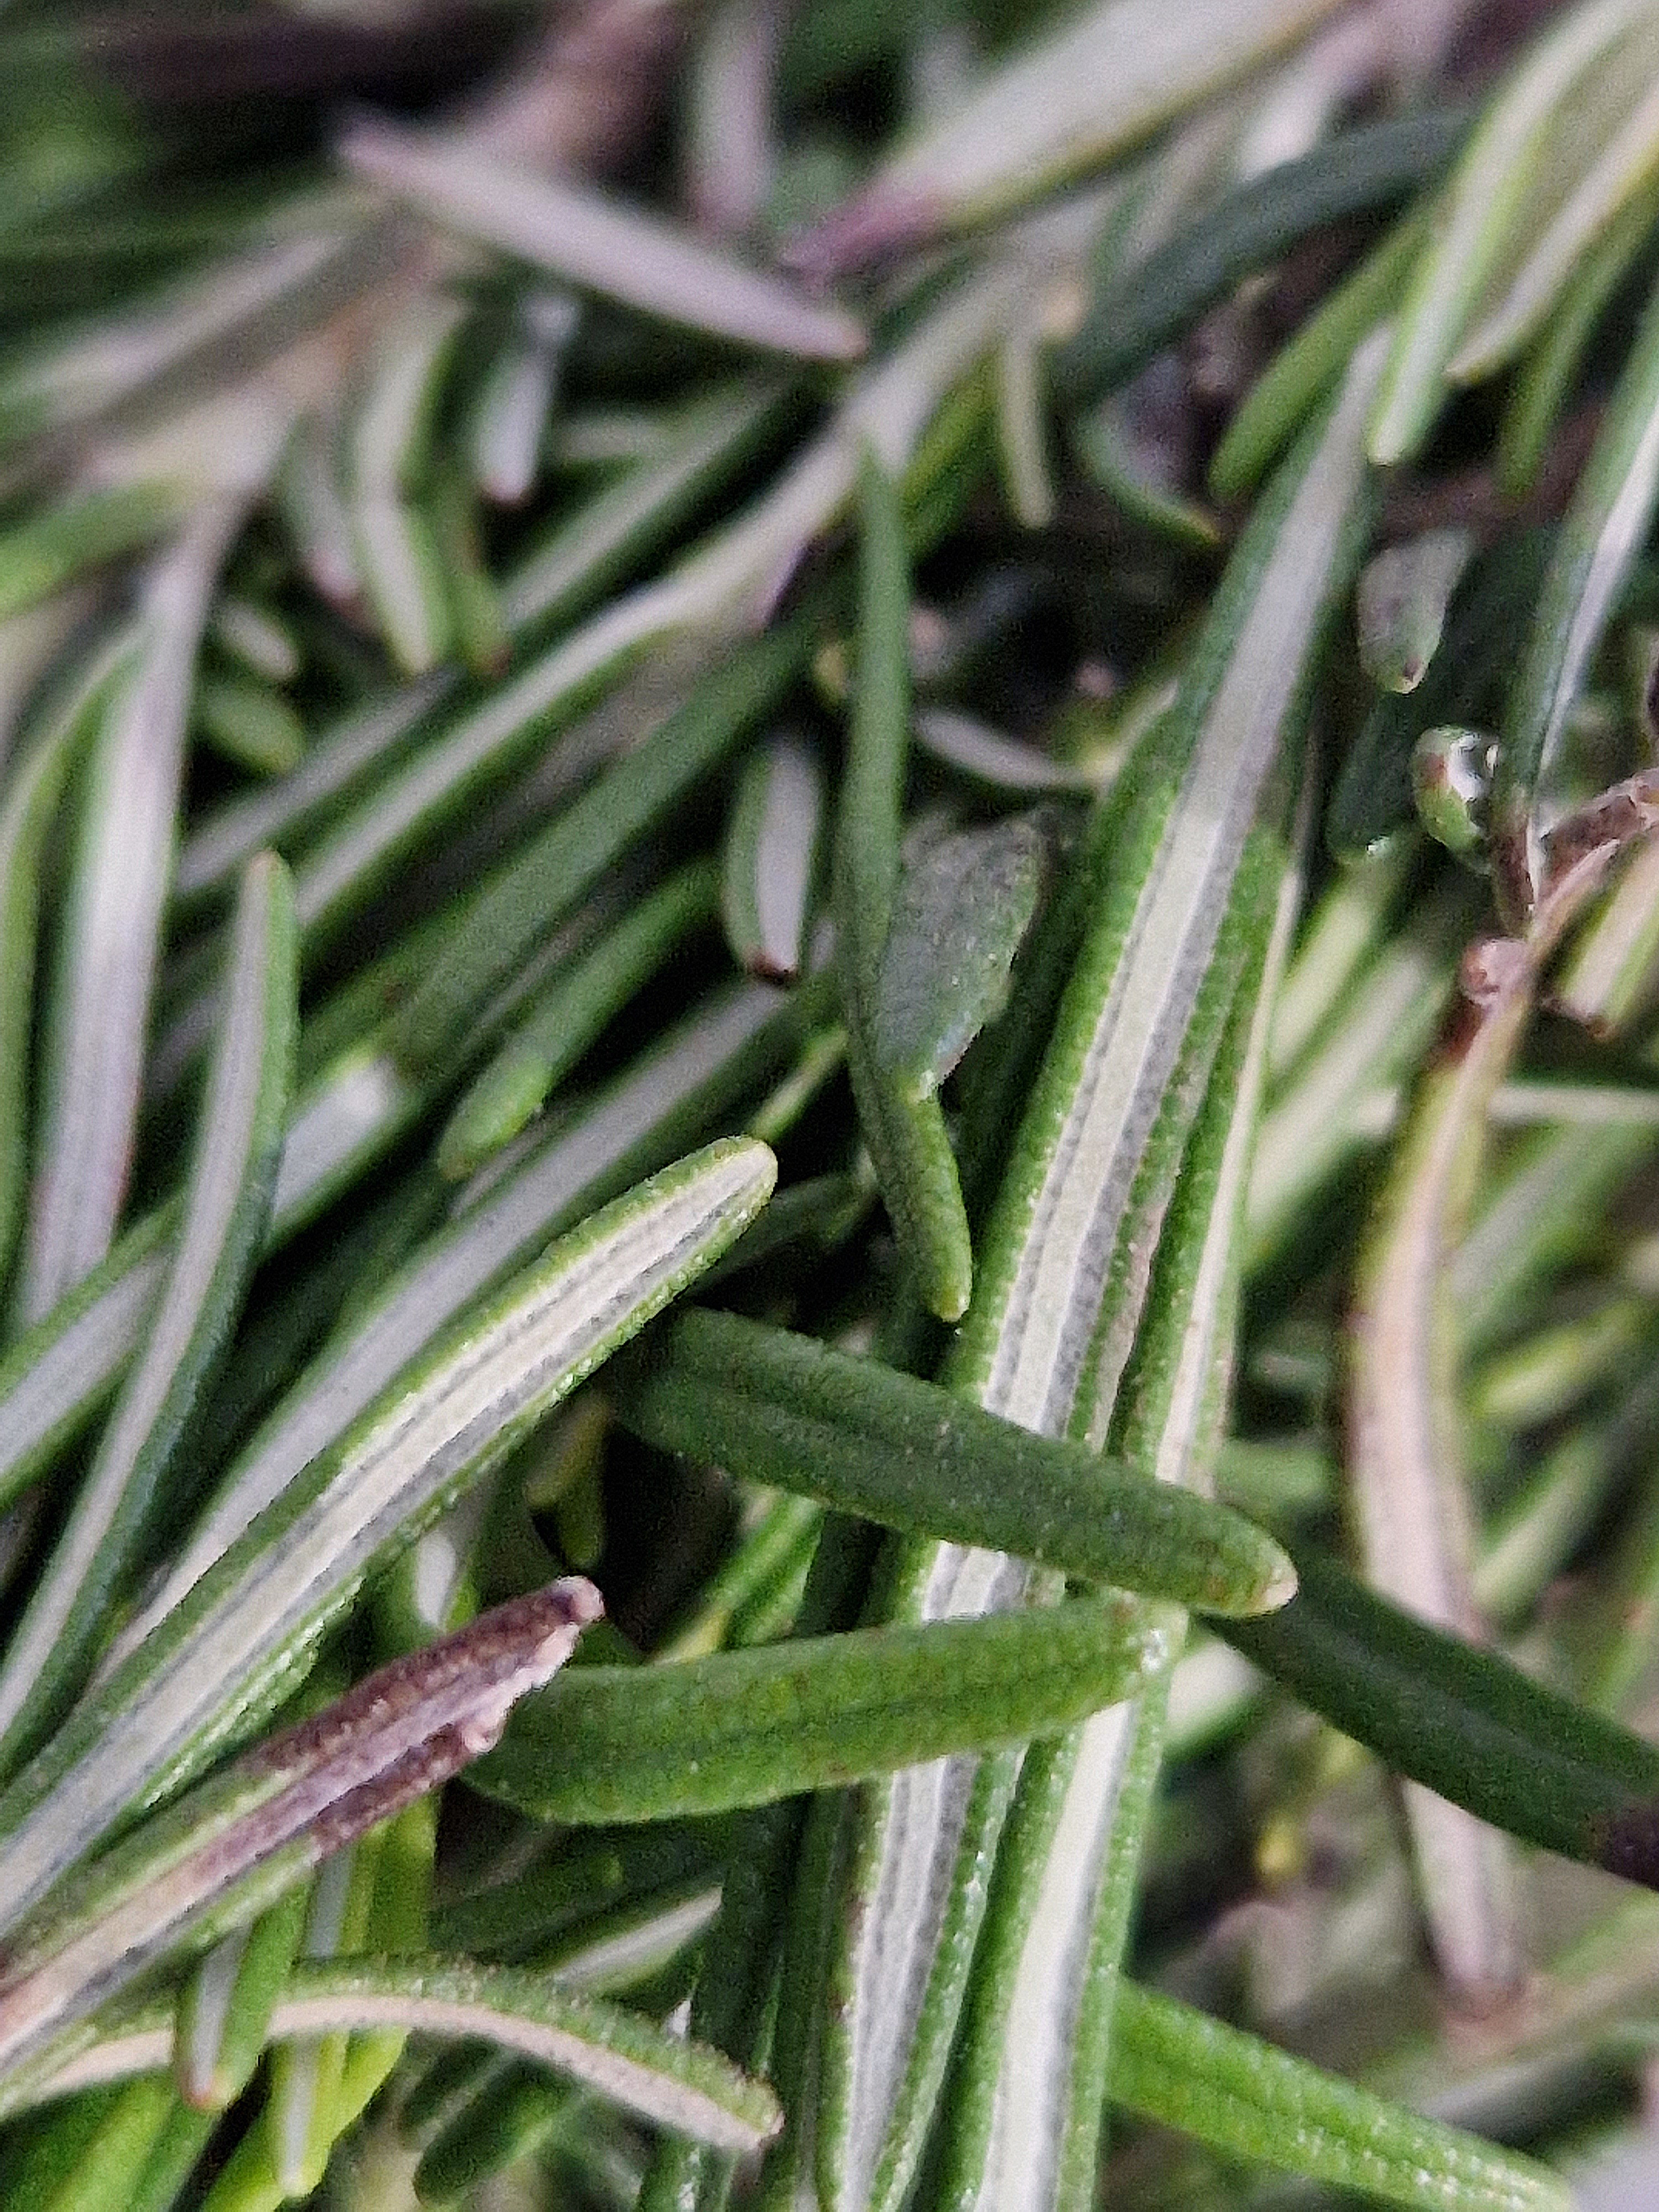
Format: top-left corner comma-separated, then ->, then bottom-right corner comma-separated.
1592,1798 -> 1659,1889
783,190 -> 941,284
1255,1548 -> 1300,1615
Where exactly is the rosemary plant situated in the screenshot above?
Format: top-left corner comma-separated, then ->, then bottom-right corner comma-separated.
9,2 -> 1659,2208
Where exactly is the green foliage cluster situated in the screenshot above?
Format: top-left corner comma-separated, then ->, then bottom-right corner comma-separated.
6,3 -> 1659,2208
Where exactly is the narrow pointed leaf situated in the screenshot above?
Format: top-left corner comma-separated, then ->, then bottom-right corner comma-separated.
1246,883 -> 1470,1266
196,676 -> 306,778
1452,55 -> 1659,382
836,448 -> 973,1320
1209,211 -> 1429,499
178,383 -> 786,910
290,269 -> 1017,956
1495,176 -> 1659,495
0,626 -> 137,1290
1357,526 -> 1475,694
496,380 -> 791,638
347,295 -> 466,674
0,483 -> 183,624
932,807 -> 1302,2212
1368,0 -> 1650,465
174,1887 -> 309,2112
721,733 -> 822,980
911,707 -> 1096,794
612,1310 -> 1293,1615
467,290 -> 578,507
1111,1983 -> 1571,2212
954,334 -> 1382,1437
1347,914 -> 1540,2004
0,1218 -> 173,1520
392,613 -> 815,1070
1491,268 -> 1659,925
439,859 -> 722,1181
1218,1542 -> 1659,1885
17,508 -> 238,1323
343,116 -> 865,363
475,1592 -> 1181,1824
0,852 -> 296,1773
95,980 -> 805,1672
12,1960 -> 782,2157
790,0 -> 1342,272
1056,106 -> 1469,406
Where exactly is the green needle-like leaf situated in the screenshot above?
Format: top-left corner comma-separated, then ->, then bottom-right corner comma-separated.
410,2062 -> 576,2203
836,446 -> 974,1321
1451,20 -> 1659,383
475,1591 -> 1181,1824
392,614 -> 815,1071
118,983 -> 805,1663
931,797 -> 1303,2212
0,484 -> 183,625
721,732 -> 823,981
344,116 -> 865,363
1056,107 -> 1469,406
0,851 -> 296,1775
9,1959 -> 782,2157
0,15 -> 1651,2206
791,0 -> 1342,270
0,625 -> 138,1292
346,294 -> 465,676
1110,1984 -> 1571,2212
437,858 -> 722,1183
177,383 -> 786,911
0,971 -> 804,1631
1368,0 -> 1650,465
1495,175 -> 1659,495
1356,527 -> 1475,695
612,1309 -> 1294,1614
1490,264 -> 1659,924
196,676 -> 307,779
1209,211 -> 1429,499
1218,1543 -> 1659,1886
174,1887 -> 309,2112
803,324 -> 1384,2212
17,509 -> 239,1325
0,1213 -> 174,1521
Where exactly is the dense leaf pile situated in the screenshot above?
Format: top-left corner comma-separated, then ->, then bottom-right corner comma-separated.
6,3 -> 1659,2208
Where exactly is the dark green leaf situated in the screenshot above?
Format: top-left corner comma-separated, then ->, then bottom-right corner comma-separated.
1218,1543 -> 1659,1884
612,1308 -> 1294,1615
475,1590 -> 1180,1823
